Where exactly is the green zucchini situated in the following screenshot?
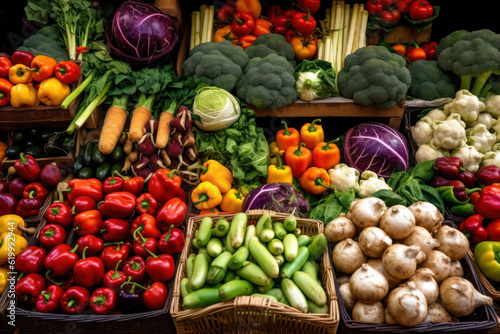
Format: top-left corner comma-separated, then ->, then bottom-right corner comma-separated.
92,143 -> 107,165
95,162 -> 111,181
110,144 -> 124,161
83,140 -> 97,165
78,166 -> 94,179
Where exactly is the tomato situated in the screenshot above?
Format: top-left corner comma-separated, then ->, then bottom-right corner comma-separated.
392,44 -> 406,56
380,10 -> 399,22
390,8 -> 401,21
407,47 -> 427,63
380,0 -> 396,7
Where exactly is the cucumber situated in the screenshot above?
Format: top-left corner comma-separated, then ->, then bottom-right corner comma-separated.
268,239 -> 284,256
78,166 -> 94,179
190,253 -> 209,290
297,235 -> 312,247
281,278 -> 308,313
110,162 -> 122,176
83,140 -> 97,165
283,214 -> 297,232
73,154 -> 84,174
25,146 -> 42,158
110,144 -> 124,161
206,238 -> 223,258
235,261 -> 271,286
186,253 -> 196,279
207,251 -> 232,285
257,279 -> 275,293
211,218 -> 230,237
218,279 -> 254,301
283,234 -> 298,262
183,286 -> 222,309
280,246 -> 310,279
293,271 -> 327,306
92,143 -> 107,165
248,237 -> 279,279
272,222 -> 287,240
228,213 -> 247,249
96,162 -> 111,181
196,217 -> 213,247
228,246 -> 249,271
251,293 -> 278,302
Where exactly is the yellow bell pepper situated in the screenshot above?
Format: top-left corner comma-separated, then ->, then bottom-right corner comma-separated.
0,232 -> 28,265
267,155 -> 293,185
38,77 -> 71,106
268,141 -> 285,166
191,181 -> 222,210
0,267 -> 7,294
300,119 -> 325,150
220,189 -> 245,212
10,84 -> 40,107
0,214 -> 35,236
200,160 -> 233,194
8,64 -> 32,84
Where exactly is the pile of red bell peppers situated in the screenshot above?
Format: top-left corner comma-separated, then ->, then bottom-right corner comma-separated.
0,154 -> 61,216
14,168 -> 187,314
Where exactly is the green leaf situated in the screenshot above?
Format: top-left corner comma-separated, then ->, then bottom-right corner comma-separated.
372,189 -> 409,207
410,159 -> 436,181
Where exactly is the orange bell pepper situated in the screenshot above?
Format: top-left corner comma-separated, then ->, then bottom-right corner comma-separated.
235,0 -> 262,20
290,36 -> 317,61
299,167 -> 332,195
252,19 -> 272,37
199,208 -> 219,215
238,35 -> 257,49
0,141 -> 7,171
312,141 -> 340,170
276,120 -> 300,152
28,55 -> 57,82
300,119 -> 324,149
285,143 -> 311,178
214,25 -> 239,45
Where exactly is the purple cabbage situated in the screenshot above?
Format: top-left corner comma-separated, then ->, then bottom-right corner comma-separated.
107,0 -> 178,65
344,122 -> 409,178
241,183 -> 310,217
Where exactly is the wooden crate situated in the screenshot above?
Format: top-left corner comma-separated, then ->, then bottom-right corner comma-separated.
367,25 -> 432,45
252,97 -> 405,130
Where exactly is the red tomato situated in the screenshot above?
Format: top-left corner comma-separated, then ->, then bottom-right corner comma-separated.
392,44 -> 406,56
390,8 -> 401,21
380,0 -> 396,7
407,47 -> 427,63
380,10 -> 399,22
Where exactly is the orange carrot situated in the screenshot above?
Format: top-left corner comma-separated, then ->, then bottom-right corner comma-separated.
129,94 -> 155,142
156,111 -> 174,149
99,96 -> 128,155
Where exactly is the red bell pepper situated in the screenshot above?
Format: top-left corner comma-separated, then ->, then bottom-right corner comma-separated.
123,176 -> 145,196
156,197 -> 187,229
11,50 -> 35,67
266,5 -> 283,19
61,286 -> 90,314
0,193 -> 17,214
74,210 -> 103,236
65,178 -> 103,204
15,246 -> 46,279
298,0 -> 321,15
434,157 -> 464,179
16,198 -> 42,217
103,260 -> 128,291
98,191 -> 136,218
39,223 -> 67,250
133,230 -> 158,258
0,77 -> 13,106
44,243 -> 79,280
217,3 -> 235,22
270,14 -> 290,35
100,218 -> 130,242
54,61 -> 81,84
252,18 -> 272,37
458,214 -> 487,244
100,242 -> 130,271
123,255 -> 146,283
238,34 -> 257,49
76,235 -> 104,257
365,0 -> 384,16
409,0 -> 434,21
46,202 -> 73,229
458,170 -> 477,189
0,56 -> 12,77
176,187 -> 187,204
143,282 -> 168,310
103,173 -> 124,194
477,165 -> 500,186
158,225 -> 185,255
14,153 -> 40,182
131,213 -> 162,239
15,273 -> 46,304
145,250 -> 175,283
90,287 -> 116,315
60,272 -> 75,291
291,11 -> 317,36
35,284 -> 64,313
23,182 -> 48,201
486,219 -> 500,241
9,177 -> 29,200
135,193 -> 158,215
72,195 -> 97,214
421,41 -> 438,60
148,169 -> 182,204
73,246 -> 105,288
475,185 -> 500,219
231,12 -> 255,37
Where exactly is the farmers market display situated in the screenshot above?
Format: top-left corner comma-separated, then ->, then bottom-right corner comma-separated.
1,0 -> 500,332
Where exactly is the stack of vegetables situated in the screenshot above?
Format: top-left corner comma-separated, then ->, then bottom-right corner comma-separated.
0,52 -> 79,108
12,168 -> 187,314
328,197 -> 493,326
180,212 -> 329,314
1,156 -> 61,217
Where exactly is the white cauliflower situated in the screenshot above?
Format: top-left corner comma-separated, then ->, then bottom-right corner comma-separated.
328,163 -> 360,193
415,144 -> 448,163
430,114 -> 466,150
443,89 -> 486,122
485,92 -> 500,117
466,124 -> 497,153
467,112 -> 497,130
411,116 -> 434,146
452,145 -> 484,173
357,171 -> 392,198
425,109 -> 448,121
481,151 -> 500,168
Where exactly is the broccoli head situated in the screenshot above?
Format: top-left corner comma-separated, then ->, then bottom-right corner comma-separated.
337,45 -> 411,109
407,60 -> 458,101
236,54 -> 297,110
250,33 -> 296,67
182,41 -> 249,91
436,29 -> 500,96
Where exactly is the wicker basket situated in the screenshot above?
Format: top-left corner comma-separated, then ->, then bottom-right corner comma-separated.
170,210 -> 340,334
468,250 -> 500,300
331,221 -> 498,333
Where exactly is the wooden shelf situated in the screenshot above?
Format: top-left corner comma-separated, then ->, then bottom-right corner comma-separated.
249,97 -> 405,130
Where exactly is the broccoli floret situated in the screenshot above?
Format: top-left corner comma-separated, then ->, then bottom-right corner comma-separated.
407,60 -> 458,100
18,32 -> 68,62
236,53 -> 297,110
337,45 -> 411,109
251,34 -> 296,67
244,44 -> 278,60
437,29 -> 500,96
182,41 -> 248,91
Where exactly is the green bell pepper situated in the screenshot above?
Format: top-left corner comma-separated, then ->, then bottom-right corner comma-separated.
474,241 -> 500,282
